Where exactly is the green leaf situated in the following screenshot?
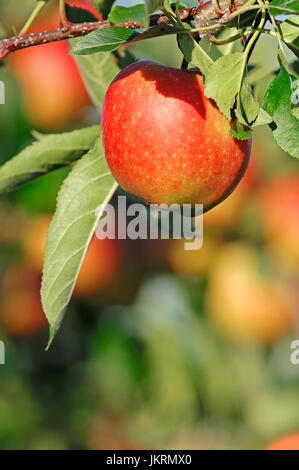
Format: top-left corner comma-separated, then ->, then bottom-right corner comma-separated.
252,108 -> 273,127
269,0 -> 299,16
171,2 -> 187,8
235,78 -> 260,126
92,0 -> 115,19
178,33 -> 213,77
109,5 -> 148,27
71,27 -> 136,55
174,0 -> 190,29
230,122 -> 252,140
204,52 -> 246,119
70,38 -> 121,107
145,0 -> 165,15
278,16 -> 299,59
0,126 -> 99,195
264,61 -> 299,158
41,138 -> 117,347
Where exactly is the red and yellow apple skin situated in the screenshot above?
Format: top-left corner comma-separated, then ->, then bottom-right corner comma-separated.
102,61 -> 252,210
8,11 -> 90,131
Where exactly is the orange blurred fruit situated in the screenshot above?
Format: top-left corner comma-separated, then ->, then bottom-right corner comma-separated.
266,432 -> 299,450
23,215 -> 120,298
207,243 -> 293,345
73,236 -> 120,297
257,173 -> 299,272
167,233 -> 220,278
23,214 -> 52,271
87,413 -> 143,450
0,265 -> 47,336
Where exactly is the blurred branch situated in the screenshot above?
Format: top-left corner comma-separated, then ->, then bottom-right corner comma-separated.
0,1 -> 250,61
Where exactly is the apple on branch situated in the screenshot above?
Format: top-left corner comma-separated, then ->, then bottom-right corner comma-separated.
102,61 -> 252,211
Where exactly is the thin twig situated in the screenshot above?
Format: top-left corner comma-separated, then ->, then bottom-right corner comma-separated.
0,1 -> 257,61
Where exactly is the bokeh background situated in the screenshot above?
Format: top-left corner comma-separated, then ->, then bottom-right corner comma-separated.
0,0 -> 298,450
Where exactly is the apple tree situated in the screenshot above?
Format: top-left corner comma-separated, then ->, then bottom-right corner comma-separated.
0,0 -> 298,345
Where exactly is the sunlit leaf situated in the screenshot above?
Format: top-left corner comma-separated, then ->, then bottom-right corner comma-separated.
0,126 -> 99,194
204,52 -> 246,119
178,33 -> 213,77
264,60 -> 299,158
71,27 -> 136,54
109,5 -> 148,27
41,138 -> 117,346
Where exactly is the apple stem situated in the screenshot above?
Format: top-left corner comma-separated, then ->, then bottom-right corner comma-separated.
59,0 -> 73,30
181,57 -> 189,69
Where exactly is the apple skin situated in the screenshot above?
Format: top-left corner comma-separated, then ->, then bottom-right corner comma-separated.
102,61 -> 252,210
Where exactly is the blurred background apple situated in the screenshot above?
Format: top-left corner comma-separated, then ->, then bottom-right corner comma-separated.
266,432 -> 299,450
0,264 -> 47,336
207,243 -> 294,345
257,173 -> 299,273
8,8 -> 91,131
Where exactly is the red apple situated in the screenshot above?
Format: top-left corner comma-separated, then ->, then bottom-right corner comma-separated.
102,61 -> 252,210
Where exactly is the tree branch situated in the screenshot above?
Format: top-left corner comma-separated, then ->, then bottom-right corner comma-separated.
0,1 -> 249,61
